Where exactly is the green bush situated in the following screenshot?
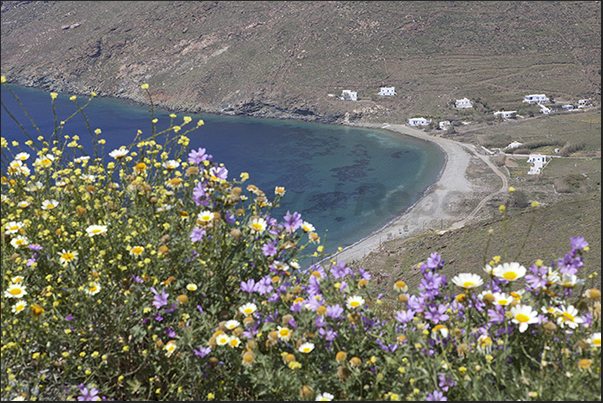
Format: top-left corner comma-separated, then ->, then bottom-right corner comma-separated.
1,79 -> 601,401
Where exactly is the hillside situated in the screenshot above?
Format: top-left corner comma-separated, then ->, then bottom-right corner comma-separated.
1,1 -> 601,123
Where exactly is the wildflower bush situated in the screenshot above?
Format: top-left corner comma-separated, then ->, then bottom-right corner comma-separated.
1,78 -> 601,401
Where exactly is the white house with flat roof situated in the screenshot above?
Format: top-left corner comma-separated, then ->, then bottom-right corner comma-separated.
341,90 -> 357,101
527,153 -> 548,175
379,87 -> 396,96
439,120 -> 451,130
523,94 -> 549,104
455,97 -> 473,109
408,117 -> 431,127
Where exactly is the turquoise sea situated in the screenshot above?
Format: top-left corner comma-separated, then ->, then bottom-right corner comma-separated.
1,85 -> 445,260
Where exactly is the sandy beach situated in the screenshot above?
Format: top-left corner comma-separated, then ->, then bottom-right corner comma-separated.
327,122 -> 507,265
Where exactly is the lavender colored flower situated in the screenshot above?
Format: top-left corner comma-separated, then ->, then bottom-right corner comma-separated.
525,264 -> 548,290
240,279 -> 257,293
326,304 -> 344,319
188,147 -> 208,164
190,227 -> 206,242
255,276 -> 274,295
150,287 -> 169,309
224,210 -> 236,224
194,346 -> 212,358
426,252 -> 444,270
166,328 -> 177,338
357,268 -> 371,281
65,313 -> 73,321
196,305 -> 204,314
438,374 -> 456,392
408,295 -> 427,313
557,254 -> 583,275
209,166 -> 228,181
154,314 -> 163,322
307,275 -> 321,296
77,384 -> 100,401
330,261 -> 353,279
26,255 -> 37,266
426,390 -> 447,401
487,306 -> 505,324
27,243 -> 43,251
131,274 -> 144,283
424,304 -> 450,324
395,309 -> 415,323
570,236 -> 588,252
318,327 -> 338,342
315,315 -> 327,328
261,240 -> 277,256
282,210 -> 302,233
193,182 -> 209,206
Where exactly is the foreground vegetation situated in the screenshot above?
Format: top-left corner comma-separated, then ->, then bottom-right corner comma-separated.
1,81 -> 600,401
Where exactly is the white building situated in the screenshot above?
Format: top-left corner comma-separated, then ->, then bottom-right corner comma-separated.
578,99 -> 590,108
494,110 -> 517,119
523,94 -> 549,104
527,154 -> 548,175
505,141 -> 523,150
455,97 -> 473,109
439,120 -> 451,130
341,90 -> 357,101
562,104 -> 574,111
538,104 -> 551,114
379,87 -> 396,96
408,117 -> 431,127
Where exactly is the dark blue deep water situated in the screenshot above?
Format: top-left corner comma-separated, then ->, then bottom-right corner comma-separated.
1,85 -> 445,259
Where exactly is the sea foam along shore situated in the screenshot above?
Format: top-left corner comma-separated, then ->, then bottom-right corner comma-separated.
325,122 -> 483,265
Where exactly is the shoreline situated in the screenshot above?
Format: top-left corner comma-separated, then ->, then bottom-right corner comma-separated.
324,122 -> 480,265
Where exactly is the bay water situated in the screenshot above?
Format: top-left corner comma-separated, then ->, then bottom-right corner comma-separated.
1,85 -> 445,262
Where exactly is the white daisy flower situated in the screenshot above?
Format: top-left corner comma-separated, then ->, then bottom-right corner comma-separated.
228,336 -> 242,348
301,221 -> 315,232
162,160 -> 180,170
17,201 -> 31,209
586,332 -> 601,348
239,302 -> 257,317
4,283 -> 27,298
451,273 -> 483,289
4,221 -> 24,235
556,305 -> 584,329
277,326 -> 292,341
216,333 -> 230,346
316,392 -> 334,401
186,283 -> 198,291
34,153 -> 55,168
85,282 -> 101,296
86,225 -> 107,237
224,320 -> 240,330
346,295 -> 365,309
298,342 -> 315,354
41,199 -> 59,210
164,340 -> 177,357
129,246 -> 145,258
12,300 -> 28,314
431,324 -> 449,339
197,210 -> 214,223
109,148 -> 129,159
25,181 -> 43,192
10,235 -> 29,248
476,334 -> 493,354
15,152 -> 30,161
510,304 -> 539,333
59,250 -> 78,266
492,292 -> 512,306
492,262 -> 526,282
248,217 -> 267,233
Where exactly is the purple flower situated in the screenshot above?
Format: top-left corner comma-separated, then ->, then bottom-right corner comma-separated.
357,268 -> 371,281
570,236 -> 588,252
196,305 -> 204,314
408,295 -> 427,313
224,210 -> 236,224
261,241 -> 277,257
188,147 -> 208,164
307,275 -> 321,296
426,390 -> 447,401
77,384 -> 100,401
193,182 -> 209,206
154,314 -> 163,322
150,287 -> 169,309
487,306 -> 505,324
65,314 -> 73,321
330,261 -> 353,279
426,252 -> 443,270
318,327 -> 338,342
326,304 -> 344,319
255,276 -> 273,295
240,279 -> 257,293
27,243 -> 43,251
557,254 -> 583,275
190,227 -> 206,242
131,274 -> 144,283
166,328 -> 177,338
195,346 -> 211,358
26,255 -> 37,267
395,309 -> 415,323
438,374 -> 456,392
282,210 -> 302,233
209,166 -> 228,181
424,304 -> 450,324
525,265 -> 548,290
